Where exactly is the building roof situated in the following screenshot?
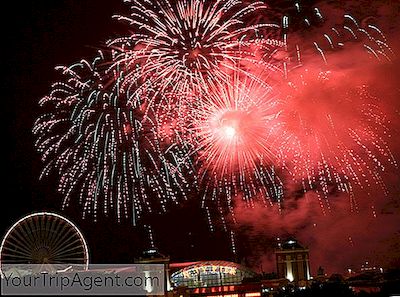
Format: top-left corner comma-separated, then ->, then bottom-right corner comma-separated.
135,248 -> 170,263
171,260 -> 256,274
277,238 -> 306,250
170,260 -> 257,288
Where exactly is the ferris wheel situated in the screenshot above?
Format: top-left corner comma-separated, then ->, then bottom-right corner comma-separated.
0,212 -> 89,276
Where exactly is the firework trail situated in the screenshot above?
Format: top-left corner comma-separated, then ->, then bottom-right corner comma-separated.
277,4 -> 394,72
33,51 -> 194,224
271,68 -> 397,212
107,0 -> 283,106
181,1 -> 398,221
185,74 -> 283,211
180,5 -> 397,218
264,9 -> 397,212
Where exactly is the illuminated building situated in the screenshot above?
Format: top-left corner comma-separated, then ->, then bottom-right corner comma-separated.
170,261 -> 263,297
133,243 -> 312,296
135,248 -> 172,294
275,238 -> 311,283
170,261 -> 256,288
360,261 -> 384,273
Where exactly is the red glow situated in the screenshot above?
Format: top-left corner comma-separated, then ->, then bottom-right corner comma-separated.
123,123 -> 132,135
191,76 -> 276,179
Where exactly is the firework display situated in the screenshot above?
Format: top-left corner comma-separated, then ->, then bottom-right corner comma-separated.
34,0 -> 397,229
183,74 -> 284,224
107,0 -> 283,101
268,6 -> 396,212
33,51 -> 194,223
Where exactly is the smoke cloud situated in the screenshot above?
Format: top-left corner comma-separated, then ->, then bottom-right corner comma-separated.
233,0 -> 400,276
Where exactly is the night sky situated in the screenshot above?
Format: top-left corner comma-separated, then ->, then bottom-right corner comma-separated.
3,0 -> 400,275
3,0 -> 236,264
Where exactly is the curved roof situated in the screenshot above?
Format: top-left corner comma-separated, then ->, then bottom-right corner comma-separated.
180,260 -> 252,269
170,261 -> 257,288
171,260 -> 256,274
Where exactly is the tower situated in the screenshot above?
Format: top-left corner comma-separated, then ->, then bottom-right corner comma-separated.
135,248 -> 172,294
275,238 -> 311,283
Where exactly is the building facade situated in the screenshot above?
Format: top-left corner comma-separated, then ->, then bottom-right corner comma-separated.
275,239 -> 311,283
